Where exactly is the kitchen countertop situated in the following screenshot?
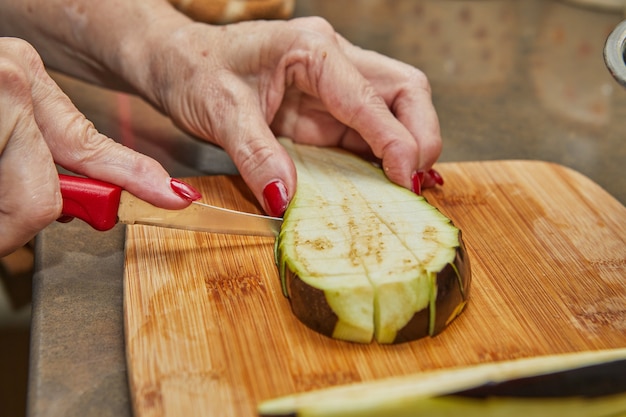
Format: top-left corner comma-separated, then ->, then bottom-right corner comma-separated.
28,1 -> 626,416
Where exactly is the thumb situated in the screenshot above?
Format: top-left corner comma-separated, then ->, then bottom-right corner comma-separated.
229,131 -> 296,217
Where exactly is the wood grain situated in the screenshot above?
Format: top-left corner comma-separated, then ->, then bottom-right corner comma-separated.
124,161 -> 626,417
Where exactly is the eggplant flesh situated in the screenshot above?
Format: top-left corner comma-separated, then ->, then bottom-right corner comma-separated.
257,349 -> 626,417
275,139 -> 470,344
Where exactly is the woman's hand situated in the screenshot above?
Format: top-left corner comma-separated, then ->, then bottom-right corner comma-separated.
0,0 -> 443,220
0,38 -> 197,256
132,16 -> 442,216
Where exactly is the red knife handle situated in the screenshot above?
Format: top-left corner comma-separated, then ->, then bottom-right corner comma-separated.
58,174 -> 122,231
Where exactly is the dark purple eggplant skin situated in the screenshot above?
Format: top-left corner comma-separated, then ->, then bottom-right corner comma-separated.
394,231 -> 470,344
282,231 -> 471,344
285,269 -> 339,339
454,358 -> 626,399
432,230 -> 471,336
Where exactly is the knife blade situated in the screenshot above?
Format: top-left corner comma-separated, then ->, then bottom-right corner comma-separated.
58,174 -> 282,237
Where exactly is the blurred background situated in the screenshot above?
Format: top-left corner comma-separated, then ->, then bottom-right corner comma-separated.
1,243 -> 32,417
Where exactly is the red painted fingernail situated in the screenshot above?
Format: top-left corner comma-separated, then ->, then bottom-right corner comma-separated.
263,180 -> 288,217
170,178 -> 202,201
411,171 -> 423,195
428,169 -> 444,186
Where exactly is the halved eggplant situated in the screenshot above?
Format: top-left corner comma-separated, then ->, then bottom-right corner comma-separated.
275,139 -> 470,344
257,348 -> 626,417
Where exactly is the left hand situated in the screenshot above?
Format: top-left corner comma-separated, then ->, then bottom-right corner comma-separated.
125,16 -> 442,215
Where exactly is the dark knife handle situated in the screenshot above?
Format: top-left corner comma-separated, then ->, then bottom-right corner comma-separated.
58,174 -> 122,231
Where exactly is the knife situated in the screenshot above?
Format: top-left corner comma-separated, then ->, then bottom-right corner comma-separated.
58,174 -> 282,237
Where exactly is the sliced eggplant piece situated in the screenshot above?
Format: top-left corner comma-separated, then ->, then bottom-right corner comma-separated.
275,139 -> 470,344
257,348 -> 626,417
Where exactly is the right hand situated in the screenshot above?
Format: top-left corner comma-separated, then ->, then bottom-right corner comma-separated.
0,38 -> 195,257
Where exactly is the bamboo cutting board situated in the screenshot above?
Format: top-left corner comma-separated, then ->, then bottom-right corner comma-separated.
123,161 -> 626,417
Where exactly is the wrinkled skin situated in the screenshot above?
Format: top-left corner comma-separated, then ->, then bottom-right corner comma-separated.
143,18 -> 442,208
0,1 -> 441,256
0,38 -> 189,256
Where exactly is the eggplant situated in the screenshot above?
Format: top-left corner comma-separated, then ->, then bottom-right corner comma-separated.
257,348 -> 626,417
275,139 -> 470,344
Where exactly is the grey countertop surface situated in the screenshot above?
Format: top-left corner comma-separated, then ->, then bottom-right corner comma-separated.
28,1 -> 626,416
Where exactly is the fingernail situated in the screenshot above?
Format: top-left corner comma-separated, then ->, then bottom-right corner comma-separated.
170,178 -> 202,201
411,171 -> 423,195
428,169 -> 444,186
263,180 -> 288,217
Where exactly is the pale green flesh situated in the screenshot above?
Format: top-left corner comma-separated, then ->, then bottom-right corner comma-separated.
265,393 -> 626,417
277,139 -> 460,343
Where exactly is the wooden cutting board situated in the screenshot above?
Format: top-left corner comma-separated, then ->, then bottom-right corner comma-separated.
123,160 -> 626,417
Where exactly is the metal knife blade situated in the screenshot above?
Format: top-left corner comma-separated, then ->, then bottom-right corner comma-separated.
58,174 -> 282,237
117,191 -> 282,237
